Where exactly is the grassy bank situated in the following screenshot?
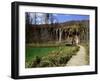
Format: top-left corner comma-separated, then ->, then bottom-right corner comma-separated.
25,45 -> 80,68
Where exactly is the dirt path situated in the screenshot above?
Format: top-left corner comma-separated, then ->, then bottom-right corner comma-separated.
66,45 -> 87,66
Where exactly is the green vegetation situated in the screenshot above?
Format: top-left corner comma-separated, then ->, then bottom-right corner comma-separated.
26,46 -> 59,62
25,45 -> 80,68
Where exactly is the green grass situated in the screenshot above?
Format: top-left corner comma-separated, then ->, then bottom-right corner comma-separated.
25,45 -> 80,68
26,47 -> 59,62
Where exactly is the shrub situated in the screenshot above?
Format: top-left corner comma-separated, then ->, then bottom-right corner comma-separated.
40,56 -> 59,67
59,55 -> 68,64
31,56 -> 42,67
39,60 -> 54,67
73,46 -> 80,53
25,61 -> 32,68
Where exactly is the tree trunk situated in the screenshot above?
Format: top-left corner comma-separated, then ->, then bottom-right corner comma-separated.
59,28 -> 62,43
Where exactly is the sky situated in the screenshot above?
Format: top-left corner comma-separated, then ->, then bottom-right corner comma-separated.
27,12 -> 89,24
54,14 -> 89,23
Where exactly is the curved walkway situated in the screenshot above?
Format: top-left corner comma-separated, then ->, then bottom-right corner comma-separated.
66,45 -> 87,66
